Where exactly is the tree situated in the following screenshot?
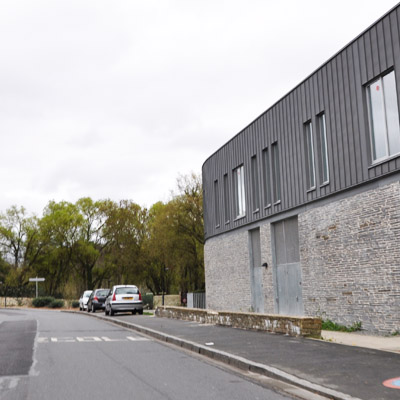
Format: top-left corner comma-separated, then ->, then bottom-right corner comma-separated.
37,200 -> 83,296
0,206 -> 44,286
103,200 -> 148,285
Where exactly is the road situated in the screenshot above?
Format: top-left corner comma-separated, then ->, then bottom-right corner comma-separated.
0,308 -> 294,400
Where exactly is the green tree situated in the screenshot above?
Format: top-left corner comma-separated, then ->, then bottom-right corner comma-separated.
0,206 -> 44,286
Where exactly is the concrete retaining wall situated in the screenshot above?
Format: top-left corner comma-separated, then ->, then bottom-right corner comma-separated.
155,306 -> 321,337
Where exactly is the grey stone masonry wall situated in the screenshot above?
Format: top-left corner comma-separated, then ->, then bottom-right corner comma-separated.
205,229 -> 252,311
299,181 -> 400,334
205,223 -> 275,314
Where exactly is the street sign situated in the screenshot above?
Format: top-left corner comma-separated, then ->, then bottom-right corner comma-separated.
29,277 -> 45,297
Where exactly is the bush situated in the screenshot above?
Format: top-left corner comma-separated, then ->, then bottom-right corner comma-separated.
32,296 -> 55,308
71,300 -> 80,308
49,299 -> 64,308
142,293 -> 154,310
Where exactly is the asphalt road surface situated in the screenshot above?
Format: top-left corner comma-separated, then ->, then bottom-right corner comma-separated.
0,309 -> 294,400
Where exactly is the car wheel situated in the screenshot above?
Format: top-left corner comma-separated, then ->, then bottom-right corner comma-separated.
105,307 -> 109,316
132,310 -> 136,315
92,304 -> 95,313
110,307 -> 114,316
87,305 -> 90,312
138,309 -> 143,315
79,305 -> 82,311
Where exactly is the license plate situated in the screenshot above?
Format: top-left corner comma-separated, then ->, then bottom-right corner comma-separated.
123,297 -> 133,300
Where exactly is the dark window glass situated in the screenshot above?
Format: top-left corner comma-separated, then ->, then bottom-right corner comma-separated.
304,121 -> 316,189
271,143 -> 281,203
251,155 -> 260,211
262,148 -> 271,207
223,174 -> 229,223
214,180 -> 220,227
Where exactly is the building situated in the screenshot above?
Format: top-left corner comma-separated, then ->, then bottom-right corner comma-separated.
202,4 -> 400,334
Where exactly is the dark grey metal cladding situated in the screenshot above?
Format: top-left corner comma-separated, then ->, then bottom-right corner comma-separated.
203,4 -> 400,240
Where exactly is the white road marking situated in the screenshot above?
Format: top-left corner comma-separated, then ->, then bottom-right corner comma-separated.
51,337 -> 76,343
126,336 -> 149,341
76,336 -> 103,342
37,335 -> 150,343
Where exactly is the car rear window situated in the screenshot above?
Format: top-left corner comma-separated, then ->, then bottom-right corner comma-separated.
115,287 -> 139,295
97,290 -> 109,296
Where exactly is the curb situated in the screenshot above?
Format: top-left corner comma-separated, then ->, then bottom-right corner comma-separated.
69,311 -> 362,400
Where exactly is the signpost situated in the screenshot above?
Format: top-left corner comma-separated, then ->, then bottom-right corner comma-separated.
29,277 -> 45,298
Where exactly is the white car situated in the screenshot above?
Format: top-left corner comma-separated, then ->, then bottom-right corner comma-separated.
79,290 -> 93,311
105,285 -> 143,316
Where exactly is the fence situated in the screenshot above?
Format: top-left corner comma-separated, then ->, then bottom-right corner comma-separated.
187,292 -> 206,309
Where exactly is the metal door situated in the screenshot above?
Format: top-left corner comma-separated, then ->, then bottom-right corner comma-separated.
249,228 -> 264,313
273,216 -> 304,315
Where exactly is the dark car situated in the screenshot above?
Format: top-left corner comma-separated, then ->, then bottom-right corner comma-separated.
87,289 -> 110,313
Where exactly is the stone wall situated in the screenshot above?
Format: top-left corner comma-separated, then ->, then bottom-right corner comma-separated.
0,297 -> 31,307
300,181 -> 400,334
205,229 -> 252,311
204,180 -> 400,334
156,306 -> 321,337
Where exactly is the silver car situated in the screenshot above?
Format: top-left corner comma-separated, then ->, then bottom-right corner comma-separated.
105,285 -> 143,316
79,290 -> 93,311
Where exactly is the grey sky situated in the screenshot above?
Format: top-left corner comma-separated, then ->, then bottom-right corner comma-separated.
1,0 -> 398,216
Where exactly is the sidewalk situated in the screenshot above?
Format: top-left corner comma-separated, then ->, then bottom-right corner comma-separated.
321,330 -> 400,353
89,312 -> 400,400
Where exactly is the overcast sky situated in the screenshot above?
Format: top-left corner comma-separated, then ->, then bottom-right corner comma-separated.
1,0 -> 399,216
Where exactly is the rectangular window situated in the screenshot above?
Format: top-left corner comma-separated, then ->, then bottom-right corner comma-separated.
318,113 -> 329,184
223,173 -> 230,223
233,165 -> 246,218
304,121 -> 316,189
367,70 -> 400,162
262,148 -> 271,207
251,155 -> 260,212
214,180 -> 220,228
271,143 -> 281,203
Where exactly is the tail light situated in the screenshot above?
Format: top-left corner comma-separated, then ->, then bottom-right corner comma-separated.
112,292 -> 116,301
94,296 -> 99,301
138,291 -> 142,300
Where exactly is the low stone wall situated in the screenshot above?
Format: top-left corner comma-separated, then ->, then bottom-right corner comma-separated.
155,306 -> 321,337
153,295 -> 181,308
0,297 -> 32,307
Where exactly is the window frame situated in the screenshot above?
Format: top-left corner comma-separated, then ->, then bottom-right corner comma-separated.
366,69 -> 400,163
213,179 -> 220,228
262,147 -> 271,208
251,155 -> 260,213
233,165 -> 246,219
304,120 -> 316,190
317,112 -> 329,185
271,142 -> 281,204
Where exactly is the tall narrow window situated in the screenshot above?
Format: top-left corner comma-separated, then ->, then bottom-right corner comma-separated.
271,142 -> 281,203
214,180 -> 220,228
318,113 -> 329,184
223,173 -> 230,223
262,148 -> 271,207
251,155 -> 260,212
367,70 -> 400,162
304,121 -> 316,189
233,165 -> 246,218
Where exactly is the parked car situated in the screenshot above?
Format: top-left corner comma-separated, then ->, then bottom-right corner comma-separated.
105,285 -> 143,316
87,289 -> 110,313
79,290 -> 93,311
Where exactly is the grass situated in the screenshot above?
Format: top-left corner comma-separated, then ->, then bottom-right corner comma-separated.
322,319 -> 362,332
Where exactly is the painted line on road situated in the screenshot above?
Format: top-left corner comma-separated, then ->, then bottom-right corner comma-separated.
37,336 -> 150,343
